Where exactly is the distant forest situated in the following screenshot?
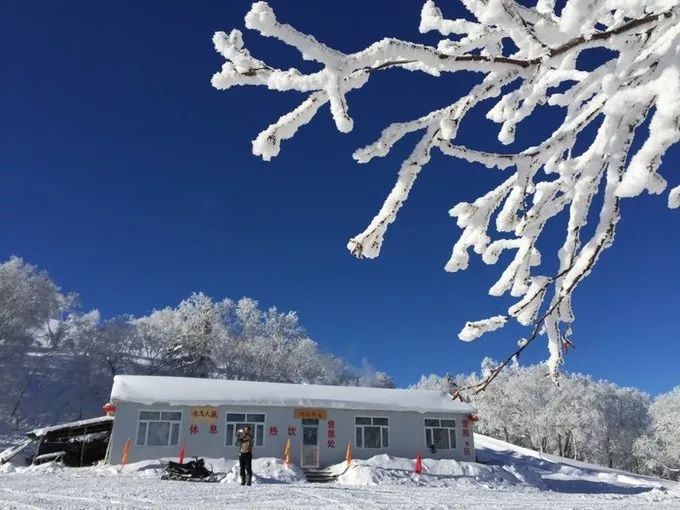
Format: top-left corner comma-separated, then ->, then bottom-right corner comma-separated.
0,257 -> 392,436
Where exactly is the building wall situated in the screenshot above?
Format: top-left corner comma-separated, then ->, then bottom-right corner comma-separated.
109,400 -> 476,467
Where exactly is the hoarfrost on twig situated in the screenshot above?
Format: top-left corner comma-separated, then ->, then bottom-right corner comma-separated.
212,0 -> 680,391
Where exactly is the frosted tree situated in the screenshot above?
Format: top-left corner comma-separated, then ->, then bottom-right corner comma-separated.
132,293 -> 225,377
211,0 -> 680,388
354,362 -> 396,388
634,386 -> 680,480
0,255 -> 394,430
0,257 -> 71,428
594,382 -> 651,469
129,293 -> 390,386
87,316 -> 138,377
429,363 -> 652,468
0,256 -> 71,354
215,297 -> 361,385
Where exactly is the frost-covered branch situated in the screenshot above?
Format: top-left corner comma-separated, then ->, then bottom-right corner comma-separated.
212,0 -> 680,386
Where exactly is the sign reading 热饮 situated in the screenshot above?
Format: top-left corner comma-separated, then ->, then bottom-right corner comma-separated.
327,419 -> 336,448
293,408 -> 327,420
191,406 -> 218,424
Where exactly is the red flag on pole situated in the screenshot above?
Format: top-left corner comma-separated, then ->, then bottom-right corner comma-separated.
178,444 -> 186,464
415,451 -> 422,474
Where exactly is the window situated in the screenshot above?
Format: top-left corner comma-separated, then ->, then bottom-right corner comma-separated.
355,416 -> 389,448
136,410 -> 182,447
225,412 -> 265,447
424,418 -> 456,450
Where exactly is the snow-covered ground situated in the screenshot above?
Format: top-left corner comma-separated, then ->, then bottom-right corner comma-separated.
1,434 -> 678,509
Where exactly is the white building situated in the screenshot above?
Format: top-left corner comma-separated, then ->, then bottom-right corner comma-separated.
108,375 -> 476,468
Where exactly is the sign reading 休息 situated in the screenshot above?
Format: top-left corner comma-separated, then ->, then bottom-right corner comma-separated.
191,406 -> 218,423
293,408 -> 327,420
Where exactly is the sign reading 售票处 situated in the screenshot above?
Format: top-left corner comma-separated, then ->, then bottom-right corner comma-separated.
294,408 -> 327,420
191,406 -> 218,423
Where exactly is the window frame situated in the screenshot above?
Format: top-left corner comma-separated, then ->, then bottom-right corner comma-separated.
354,415 -> 390,449
423,417 -> 457,451
135,409 -> 183,448
225,411 -> 267,448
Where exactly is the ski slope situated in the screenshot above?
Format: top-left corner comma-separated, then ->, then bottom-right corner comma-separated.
1,434 -> 678,509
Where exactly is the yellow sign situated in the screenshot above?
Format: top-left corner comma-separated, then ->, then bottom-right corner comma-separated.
191,406 -> 218,423
294,408 -> 327,420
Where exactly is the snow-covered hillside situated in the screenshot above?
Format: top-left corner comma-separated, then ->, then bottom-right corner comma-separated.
475,435 -> 679,495
1,434 -> 678,509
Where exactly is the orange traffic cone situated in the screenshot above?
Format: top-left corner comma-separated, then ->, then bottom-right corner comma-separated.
345,441 -> 352,464
178,443 -> 186,464
415,451 -> 422,474
284,438 -> 292,465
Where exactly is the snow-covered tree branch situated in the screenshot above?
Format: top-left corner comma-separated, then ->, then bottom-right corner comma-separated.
212,0 -> 680,385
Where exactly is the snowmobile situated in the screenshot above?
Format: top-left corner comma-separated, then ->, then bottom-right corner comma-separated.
161,457 -> 224,482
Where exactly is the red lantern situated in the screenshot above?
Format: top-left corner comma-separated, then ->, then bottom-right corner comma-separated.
467,414 -> 479,422
103,402 -> 117,416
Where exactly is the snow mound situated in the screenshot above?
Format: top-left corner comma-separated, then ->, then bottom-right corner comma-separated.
1,460 -> 67,475
93,456 -> 306,485
326,433 -> 680,496
0,463 -> 16,474
220,457 -> 306,484
336,454 -> 522,489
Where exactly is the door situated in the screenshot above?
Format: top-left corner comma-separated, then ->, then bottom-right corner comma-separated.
301,419 -> 319,468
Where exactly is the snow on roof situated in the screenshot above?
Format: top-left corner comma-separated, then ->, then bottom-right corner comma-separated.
27,416 -> 114,439
111,375 -> 475,414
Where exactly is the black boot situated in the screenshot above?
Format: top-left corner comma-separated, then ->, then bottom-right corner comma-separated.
247,475 -> 252,486
240,477 -> 246,486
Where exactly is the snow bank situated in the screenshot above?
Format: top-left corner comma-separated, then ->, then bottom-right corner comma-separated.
336,454 -> 522,489
475,434 -> 680,495
0,460 -> 66,475
2,456 -> 306,485
219,458 -> 306,484
2,434 -> 677,499
96,456 -> 306,485
327,433 -> 680,496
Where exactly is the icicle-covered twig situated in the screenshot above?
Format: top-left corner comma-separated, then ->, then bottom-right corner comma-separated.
213,0 -> 680,390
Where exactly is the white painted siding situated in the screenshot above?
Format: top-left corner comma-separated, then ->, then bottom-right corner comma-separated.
109,401 -> 476,467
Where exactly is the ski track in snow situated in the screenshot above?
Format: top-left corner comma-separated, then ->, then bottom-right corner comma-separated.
0,470 -> 678,509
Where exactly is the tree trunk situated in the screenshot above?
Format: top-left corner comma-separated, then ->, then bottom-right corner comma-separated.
9,381 -> 29,429
564,432 -> 573,458
557,433 -> 563,457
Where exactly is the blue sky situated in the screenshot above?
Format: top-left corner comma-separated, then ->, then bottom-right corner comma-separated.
1,0 -> 678,394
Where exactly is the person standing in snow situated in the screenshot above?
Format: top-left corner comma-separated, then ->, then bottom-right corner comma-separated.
237,426 -> 253,486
